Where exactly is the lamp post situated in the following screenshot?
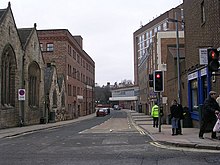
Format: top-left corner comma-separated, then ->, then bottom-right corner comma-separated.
168,12 -> 183,104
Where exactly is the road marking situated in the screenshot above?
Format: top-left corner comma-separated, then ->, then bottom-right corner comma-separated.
150,141 -> 220,153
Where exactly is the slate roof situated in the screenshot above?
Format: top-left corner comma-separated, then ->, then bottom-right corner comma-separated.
0,8 -> 7,24
44,66 -> 55,94
17,28 -> 33,49
168,47 -> 185,59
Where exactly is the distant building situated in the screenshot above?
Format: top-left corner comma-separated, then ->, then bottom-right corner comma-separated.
109,86 -> 139,110
38,29 -> 95,117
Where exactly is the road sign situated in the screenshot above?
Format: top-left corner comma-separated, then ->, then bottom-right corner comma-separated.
18,89 -> 25,100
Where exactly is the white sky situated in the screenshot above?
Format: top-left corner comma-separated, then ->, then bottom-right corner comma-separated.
1,0 -> 182,86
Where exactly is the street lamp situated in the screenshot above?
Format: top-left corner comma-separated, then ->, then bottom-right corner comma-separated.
167,12 -> 184,104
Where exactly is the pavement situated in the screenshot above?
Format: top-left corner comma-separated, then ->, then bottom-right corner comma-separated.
129,110 -> 220,150
0,109 -> 220,151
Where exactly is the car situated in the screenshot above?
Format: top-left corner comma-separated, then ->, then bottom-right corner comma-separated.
113,105 -> 121,110
96,109 -> 106,117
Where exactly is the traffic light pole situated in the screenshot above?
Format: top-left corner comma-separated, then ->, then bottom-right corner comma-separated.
157,92 -> 161,132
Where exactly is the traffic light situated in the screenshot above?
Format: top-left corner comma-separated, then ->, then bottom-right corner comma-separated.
207,48 -> 219,72
153,70 -> 164,92
149,73 -> 153,87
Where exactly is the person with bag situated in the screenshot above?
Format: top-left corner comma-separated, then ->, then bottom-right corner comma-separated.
213,112 -> 220,133
151,102 -> 159,128
199,91 -> 220,139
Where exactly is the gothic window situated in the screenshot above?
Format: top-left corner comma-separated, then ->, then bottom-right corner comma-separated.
1,45 -> 16,107
52,89 -> 57,108
28,62 -> 40,107
61,92 -> 65,107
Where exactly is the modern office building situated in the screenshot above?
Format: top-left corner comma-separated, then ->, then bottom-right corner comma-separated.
133,4 -> 184,118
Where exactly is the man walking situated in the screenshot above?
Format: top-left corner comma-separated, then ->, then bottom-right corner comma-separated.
151,102 -> 159,128
199,91 -> 220,139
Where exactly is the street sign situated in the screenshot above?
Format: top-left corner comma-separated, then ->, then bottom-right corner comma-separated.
18,89 -> 25,100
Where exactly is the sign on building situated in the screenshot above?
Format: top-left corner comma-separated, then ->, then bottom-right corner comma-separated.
18,89 -> 25,101
199,48 -> 208,65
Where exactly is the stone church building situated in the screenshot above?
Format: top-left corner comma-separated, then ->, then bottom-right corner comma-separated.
0,3 -> 46,128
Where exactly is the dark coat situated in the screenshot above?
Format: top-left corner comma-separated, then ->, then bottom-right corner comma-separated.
203,96 -> 220,120
170,104 -> 182,118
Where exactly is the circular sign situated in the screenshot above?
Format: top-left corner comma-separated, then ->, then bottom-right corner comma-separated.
19,89 -> 25,95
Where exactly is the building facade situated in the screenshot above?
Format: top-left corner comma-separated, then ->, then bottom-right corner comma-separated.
38,29 -> 95,118
0,3 -> 45,128
133,4 -> 185,120
183,0 -> 220,127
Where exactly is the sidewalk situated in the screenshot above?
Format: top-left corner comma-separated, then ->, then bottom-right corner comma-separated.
0,113 -> 96,139
129,110 -> 220,150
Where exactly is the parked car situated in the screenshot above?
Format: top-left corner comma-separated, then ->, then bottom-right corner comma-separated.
113,105 -> 121,110
96,109 -> 106,117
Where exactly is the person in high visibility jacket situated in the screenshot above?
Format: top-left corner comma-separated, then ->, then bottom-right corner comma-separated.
151,103 -> 159,128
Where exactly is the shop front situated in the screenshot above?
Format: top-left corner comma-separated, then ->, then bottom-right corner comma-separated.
187,67 -> 211,127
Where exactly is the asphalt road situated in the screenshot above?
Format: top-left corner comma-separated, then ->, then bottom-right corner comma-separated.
0,110 -> 220,165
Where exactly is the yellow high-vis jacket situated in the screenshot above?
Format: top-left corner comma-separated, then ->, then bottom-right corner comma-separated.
151,105 -> 159,117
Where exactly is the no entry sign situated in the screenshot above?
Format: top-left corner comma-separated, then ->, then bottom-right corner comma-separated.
18,89 -> 25,100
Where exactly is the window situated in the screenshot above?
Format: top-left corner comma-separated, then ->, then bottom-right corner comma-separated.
73,50 -> 76,59
40,43 -> 43,51
46,43 -> 54,51
1,45 -> 16,107
77,54 -> 80,63
61,92 -> 65,107
201,1 -> 205,24
163,22 -> 167,31
53,90 -> 57,108
28,62 -> 40,107
190,80 -> 198,112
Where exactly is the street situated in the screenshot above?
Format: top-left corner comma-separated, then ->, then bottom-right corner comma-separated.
0,110 -> 220,165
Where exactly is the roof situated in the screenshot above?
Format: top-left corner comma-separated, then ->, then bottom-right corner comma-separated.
109,96 -> 138,101
17,28 -> 33,49
168,47 -> 185,59
44,66 -> 55,94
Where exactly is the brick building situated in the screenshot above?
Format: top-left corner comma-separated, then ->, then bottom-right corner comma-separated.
183,0 -> 220,127
38,29 -> 95,118
0,3 -> 45,128
133,4 -> 185,120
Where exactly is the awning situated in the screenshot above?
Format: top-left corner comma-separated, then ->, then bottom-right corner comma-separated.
109,96 -> 138,101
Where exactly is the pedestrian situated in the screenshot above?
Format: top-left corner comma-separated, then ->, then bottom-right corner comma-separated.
170,100 -> 181,135
199,91 -> 220,139
177,103 -> 184,135
151,102 -> 159,128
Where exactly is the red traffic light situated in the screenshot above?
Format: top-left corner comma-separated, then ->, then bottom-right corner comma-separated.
210,50 -> 218,59
207,48 -> 219,72
156,74 -> 161,79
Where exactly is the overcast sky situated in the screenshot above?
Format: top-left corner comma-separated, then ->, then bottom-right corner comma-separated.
1,0 -> 182,86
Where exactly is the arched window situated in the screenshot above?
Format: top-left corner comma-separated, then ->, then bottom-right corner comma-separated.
1,45 -> 16,107
53,89 -> 57,108
28,62 -> 40,107
61,92 -> 65,107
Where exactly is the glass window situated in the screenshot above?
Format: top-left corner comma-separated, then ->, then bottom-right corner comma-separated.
40,43 -> 43,51
1,46 -> 16,107
46,43 -> 54,51
191,80 -> 198,111
28,62 -> 40,107
163,22 -> 167,30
